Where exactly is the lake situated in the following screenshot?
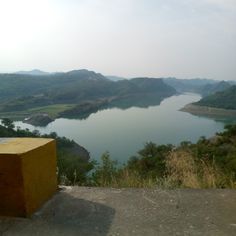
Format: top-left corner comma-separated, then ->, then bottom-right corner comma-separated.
14,93 -> 234,163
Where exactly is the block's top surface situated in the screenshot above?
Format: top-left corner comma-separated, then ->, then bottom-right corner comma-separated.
0,138 -> 54,154
0,138 -> 14,143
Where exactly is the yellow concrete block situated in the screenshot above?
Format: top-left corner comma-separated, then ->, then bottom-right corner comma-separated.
0,138 -> 57,217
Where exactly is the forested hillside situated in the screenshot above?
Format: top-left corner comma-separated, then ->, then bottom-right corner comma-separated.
163,77 -> 216,93
0,71 -> 176,122
0,69 -> 108,101
195,81 -> 231,97
195,85 -> 236,110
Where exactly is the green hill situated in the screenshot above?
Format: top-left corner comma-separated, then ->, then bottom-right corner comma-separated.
164,77 -> 216,93
195,85 -> 236,110
0,69 -> 108,102
196,81 -> 231,97
0,71 -> 176,121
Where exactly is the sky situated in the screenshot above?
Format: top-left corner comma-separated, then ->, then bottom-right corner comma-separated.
0,0 -> 235,80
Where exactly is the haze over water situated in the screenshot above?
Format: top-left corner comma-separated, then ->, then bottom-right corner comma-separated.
14,93 -> 234,163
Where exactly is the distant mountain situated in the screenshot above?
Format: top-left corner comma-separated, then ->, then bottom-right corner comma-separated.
106,75 -> 127,81
58,78 -> 177,119
229,80 -> 236,85
196,81 -> 231,97
163,77 -> 217,93
63,69 -> 108,81
0,69 -> 108,101
15,69 -> 50,76
130,77 -> 176,95
0,70 -> 177,117
195,85 -> 236,110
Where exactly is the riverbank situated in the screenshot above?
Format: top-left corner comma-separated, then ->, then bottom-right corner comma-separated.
181,103 -> 236,118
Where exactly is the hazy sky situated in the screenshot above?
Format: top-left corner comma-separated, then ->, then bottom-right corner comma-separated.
0,0 -> 235,80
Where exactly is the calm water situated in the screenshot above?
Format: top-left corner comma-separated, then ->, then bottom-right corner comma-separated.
14,93 -> 233,163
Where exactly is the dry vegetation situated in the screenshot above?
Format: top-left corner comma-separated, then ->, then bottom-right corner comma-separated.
164,151 -> 235,189
88,150 -> 236,189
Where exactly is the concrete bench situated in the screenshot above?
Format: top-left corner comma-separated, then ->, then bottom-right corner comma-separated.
0,138 -> 57,217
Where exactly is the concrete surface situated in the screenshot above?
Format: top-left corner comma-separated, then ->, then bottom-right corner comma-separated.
0,186 -> 236,236
0,139 -> 13,144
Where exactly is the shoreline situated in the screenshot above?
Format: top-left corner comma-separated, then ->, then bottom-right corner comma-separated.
180,104 -> 236,118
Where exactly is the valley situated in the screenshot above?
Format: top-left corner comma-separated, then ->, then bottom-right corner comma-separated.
1,69 -> 235,126
0,70 -> 176,125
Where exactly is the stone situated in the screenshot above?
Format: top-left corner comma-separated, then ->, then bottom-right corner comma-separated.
0,138 -> 57,217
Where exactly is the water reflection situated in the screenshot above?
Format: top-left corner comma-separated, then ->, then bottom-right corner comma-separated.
61,94 -> 163,120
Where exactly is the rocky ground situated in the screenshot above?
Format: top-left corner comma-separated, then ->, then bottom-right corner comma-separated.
1,187 -> 236,236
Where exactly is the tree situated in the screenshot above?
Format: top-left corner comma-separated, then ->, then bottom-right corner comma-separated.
92,152 -> 118,186
1,118 -> 15,130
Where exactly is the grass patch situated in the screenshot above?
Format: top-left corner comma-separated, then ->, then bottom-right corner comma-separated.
28,104 -> 76,118
0,111 -> 30,120
0,104 -> 76,120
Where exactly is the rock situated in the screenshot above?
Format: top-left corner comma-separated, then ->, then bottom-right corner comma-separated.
62,142 -> 90,162
23,113 -> 54,126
